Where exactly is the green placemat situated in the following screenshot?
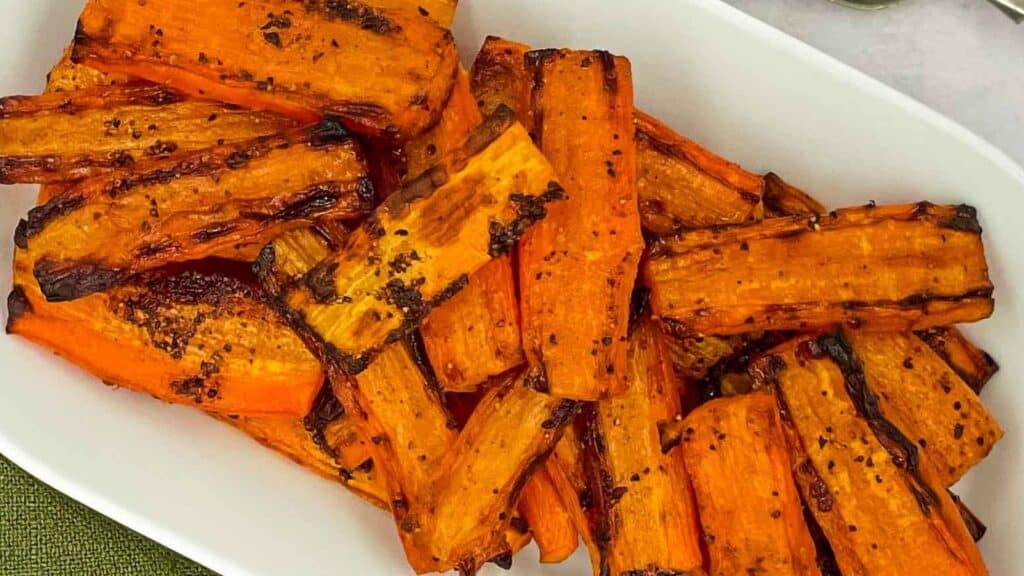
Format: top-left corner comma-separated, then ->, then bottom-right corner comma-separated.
0,454 -> 217,576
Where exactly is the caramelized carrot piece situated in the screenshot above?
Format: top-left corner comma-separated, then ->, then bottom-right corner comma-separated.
412,70 -> 525,392
843,331 -> 1002,486
0,84 -> 295,184
647,203 -> 994,335
73,0 -> 459,138
586,320 -> 703,575
7,248 -> 323,416
518,49 -> 643,400
420,257 -> 523,392
751,332 -> 988,575
469,37 -> 532,123
21,120 -> 372,302
682,394 -> 820,576
405,372 -> 578,573
917,326 -> 1000,394
266,109 -> 563,374
635,110 -> 764,234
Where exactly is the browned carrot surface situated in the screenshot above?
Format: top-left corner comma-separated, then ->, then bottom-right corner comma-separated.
917,326 -> 1000,394
752,332 -> 988,575
406,372 -> 577,573
518,49 -> 643,400
7,247 -> 323,416
420,256 -> 523,392
586,320 -> 703,575
635,110 -> 764,234
0,84 -> 295,183
844,330 -> 1002,486
22,121 -> 372,302
682,394 -> 820,576
266,109 -> 563,375
647,203 -> 994,335
73,0 -> 459,138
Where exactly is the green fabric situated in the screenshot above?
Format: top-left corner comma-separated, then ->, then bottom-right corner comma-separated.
1,454 -> 217,576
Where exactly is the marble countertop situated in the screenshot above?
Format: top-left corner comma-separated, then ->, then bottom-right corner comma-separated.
725,0 -> 1024,165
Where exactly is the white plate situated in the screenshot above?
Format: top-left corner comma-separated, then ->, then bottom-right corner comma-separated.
1,1 -> 1022,574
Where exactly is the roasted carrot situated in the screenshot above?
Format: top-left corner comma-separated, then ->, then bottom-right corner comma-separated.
0,84 -> 295,184
917,326 -> 1000,394
410,69 -> 525,392
635,110 -> 763,234
7,247 -> 323,416
469,37 -> 532,124
517,49 -> 643,401
546,422 -> 602,572
763,172 -> 827,218
682,394 -> 820,576
404,69 -> 483,182
420,257 -> 523,392
515,466 -> 579,563
264,108 -> 563,374
21,120 -> 372,302
646,203 -> 994,335
752,332 -> 988,575
585,320 -> 703,575
73,0 -> 459,138
843,330 -> 1002,486
405,371 -> 578,573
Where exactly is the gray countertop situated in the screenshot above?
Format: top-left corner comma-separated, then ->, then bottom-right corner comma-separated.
724,0 -> 1024,165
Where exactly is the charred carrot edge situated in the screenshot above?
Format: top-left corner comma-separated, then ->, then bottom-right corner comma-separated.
22,119 -> 372,302
646,202 -> 993,335
752,332 -> 988,575
73,0 -> 459,138
584,320 -> 703,575
263,108 -> 564,375
518,48 -> 643,401
916,326 -> 1000,394
442,387 -> 576,563
0,84 -> 296,184
843,331 -> 1002,486
762,172 -> 827,218
45,44 -> 127,92
6,245 -> 323,416
634,110 -> 764,234
682,394 -> 820,576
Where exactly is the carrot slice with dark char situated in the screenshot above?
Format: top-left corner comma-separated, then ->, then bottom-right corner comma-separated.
751,332 -> 988,576
646,203 -> 994,335
72,0 -> 459,138
0,84 -> 295,184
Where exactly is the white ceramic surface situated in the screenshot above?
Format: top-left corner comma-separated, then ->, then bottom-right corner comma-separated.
1,1 -> 1022,575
